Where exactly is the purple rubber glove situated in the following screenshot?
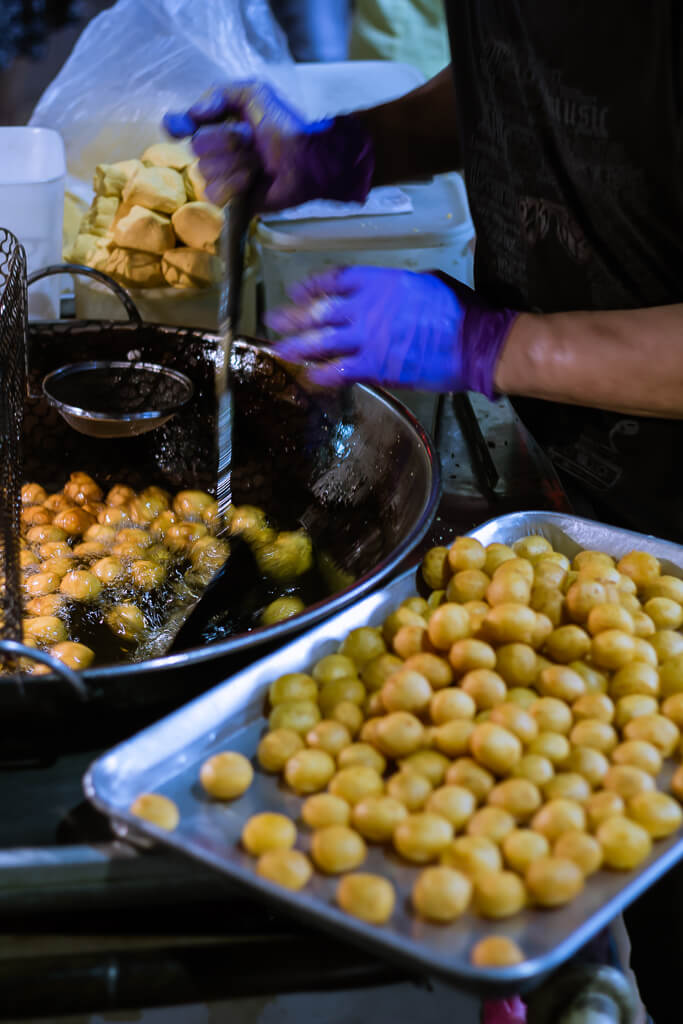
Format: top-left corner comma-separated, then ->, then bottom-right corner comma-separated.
163,81 -> 374,211
265,266 -> 518,397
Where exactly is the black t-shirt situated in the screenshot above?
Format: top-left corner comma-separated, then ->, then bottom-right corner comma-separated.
444,1 -> 683,541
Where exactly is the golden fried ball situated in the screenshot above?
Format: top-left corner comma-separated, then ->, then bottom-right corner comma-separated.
643,597 -> 683,631
563,747 -> 609,789
471,936 -> 524,968
610,663 -> 660,702
254,530 -> 313,581
466,806 -> 516,844
464,600 -> 491,635
422,546 -> 450,590
531,799 -> 586,841
402,655 -> 451,693
398,750 -> 448,788
352,796 -> 408,841
574,550 -> 615,573
623,713 -> 679,755
565,579 -> 608,624
627,791 -> 683,838
284,749 -> 336,794
386,770 -> 433,812
306,720 -> 352,758
632,610 -> 656,638
511,754 -> 555,788
21,482 -> 48,505
614,694 -> 659,730
149,510 -> 177,539
506,687 -> 538,709
488,704 -> 538,746
35,557 -> 73,580
483,603 -> 537,646
469,722 -> 522,775
339,627 -> 386,668
49,641 -> 94,670
23,615 -> 67,645
486,572 -> 532,608
25,593 -> 66,618
671,765 -> 683,802
257,728 -> 304,773
336,743 -> 385,775
448,569 -> 490,604
502,828 -> 550,874
190,536 -> 231,576
269,700 -> 321,736
171,489 -> 213,521
200,751 -> 253,799
448,536 -> 487,572
393,812 -> 454,863
488,778 -> 543,822
313,653 -> 358,685
603,765 -> 655,800
569,719 -> 618,754
24,571 -> 61,599
569,660 -> 609,695
59,569 -> 102,603
383,607 -> 426,648
390,624 -> 427,659
446,758 -> 495,804
374,711 -> 424,758
483,543 -> 516,575
441,835 -> 502,877
311,825 -> 366,873
538,665 -> 586,703
430,687 -> 477,724
381,669 -> 432,716
659,654 -> 683,699
329,765 -> 384,806
427,602 -> 471,650
269,673 -> 317,706
591,630 -> 637,670
461,669 -> 507,711
572,693 -> 615,723
360,653 -> 403,692
402,596 -> 430,617
242,813 -> 296,856
302,793 -> 351,829
412,865 -> 472,922
512,535 -> 553,562
530,697 -> 573,735
530,582 -> 564,627
319,677 -> 366,717
424,785 -> 476,830
130,793 -> 179,831
98,506 -> 129,528
129,559 -> 165,590
448,639 -> 495,677
661,693 -> 683,729
527,731 -> 571,765
474,870 -> 527,918
612,740 -> 662,776
651,630 -> 683,663
106,484 -> 135,507
257,849 -> 312,891
90,557 -> 124,586
526,856 -> 584,906
553,830 -> 603,875
494,643 -> 537,687
330,701 -> 364,737
105,603 -> 146,641
543,773 -> 592,804
337,872 -> 395,924
597,815 -> 652,869
586,790 -> 626,831
21,505 -> 52,529
545,625 -> 591,664
587,604 -> 635,636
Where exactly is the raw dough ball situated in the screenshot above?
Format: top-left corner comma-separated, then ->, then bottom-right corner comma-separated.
337,872 -> 395,924
329,765 -> 384,805
627,791 -> 683,838
257,728 -> 304,772
597,815 -> 652,869
142,141 -> 194,170
311,825 -> 366,873
122,165 -> 186,214
68,232 -> 100,264
393,812 -> 454,863
172,201 -> 223,250
553,830 -> 604,875
162,247 -> 221,289
104,247 -> 164,287
94,159 -> 143,198
184,159 -> 208,202
242,812 -> 296,855
352,795 -> 407,841
502,828 -> 550,874
441,834 -> 502,876
130,793 -> 179,830
113,205 -> 175,254
525,856 -> 584,906
200,751 -> 253,799
257,849 -> 312,891
303,793 -> 351,829
473,870 -> 527,918
386,770 -> 433,812
412,866 -> 472,921
284,749 -> 336,793
81,195 -> 120,235
471,936 -> 524,967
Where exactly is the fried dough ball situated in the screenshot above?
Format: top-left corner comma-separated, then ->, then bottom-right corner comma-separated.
627,792 -> 683,838
393,812 -> 454,863
632,610 -> 656,637
469,722 -> 522,775
586,790 -> 625,831
483,603 -> 537,646
171,489 -> 213,521
52,507 -> 96,538
543,772 -> 592,804
269,673 -> 317,706
312,824 -> 366,873
339,626 -> 386,667
149,510 -> 177,539
412,865 -> 472,921
644,575 -> 683,603
642,597 -> 683,630
659,654 -> 683,698
440,836 -> 501,880
612,740 -> 662,776
49,641 -> 95,670
486,572 -> 531,608
488,704 -> 538,746
335,742 -> 384,774
531,697 -> 573,735
98,506 -> 129,528
572,693 -> 615,723
381,668 -> 432,715
565,579 -> 608,623
374,711 -> 424,758
190,536 -> 230,576
446,758 -> 495,804
466,806 -> 516,843
587,604 -> 635,636
402,654 -> 452,692
530,582 -> 564,627
337,872 -> 395,924
313,653 -> 357,685
488,778 -> 542,822
661,693 -> 683,728
305,720 -> 351,758
670,764 -> 683,802
284,749 -> 335,793
616,550 -> 660,589
106,484 -> 135,507
421,546 -> 450,590
570,660 -> 609,695
257,849 -> 312,891
526,856 -> 584,906
352,796 -> 408,841
427,603 -> 471,649
591,630 -> 637,670
46,554 -> 84,577
597,815 -> 652,869
448,536 -> 486,572
129,559 -> 165,590
26,524 -> 67,545
242,812 -> 296,855
506,687 -> 538,709
43,492 -> 75,514
502,828 -> 550,874
91,556 -> 125,585
569,719 -> 618,754
128,492 -> 170,526
257,728 -> 304,773
165,522 -> 208,553
424,785 -> 476,829
399,750 -> 449,787
563,747 -> 610,788
614,694 -> 659,730
532,799 -> 586,841
21,506 -> 51,528
25,593 -> 66,617
303,793 -> 351,829
23,615 -> 67,645
494,643 -> 537,687
269,700 -> 321,735
447,568 -> 490,604
527,731 -> 571,765
59,569 -> 102,602
361,652 -> 403,692
623,713 -> 679,755
474,870 -> 526,918
24,571 -> 61,598
329,765 -> 384,805
603,765 -> 655,800
553,830 -> 603,875
511,754 -> 555,788
21,482 -> 48,505
20,549 -> 40,569
200,751 -> 253,799
471,937 -> 524,968
130,793 -> 179,831
105,603 -> 146,641
461,668 -> 507,710
254,530 -> 313,581
538,664 -> 586,702
545,625 -> 591,663
430,687 -> 477,724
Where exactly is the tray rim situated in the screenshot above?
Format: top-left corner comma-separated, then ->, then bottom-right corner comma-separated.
83,510 -> 683,991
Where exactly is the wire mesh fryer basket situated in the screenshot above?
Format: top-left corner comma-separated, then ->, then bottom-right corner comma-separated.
0,229 -> 27,647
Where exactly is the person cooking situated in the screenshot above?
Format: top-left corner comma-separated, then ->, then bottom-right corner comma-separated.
165,5 -> 682,1019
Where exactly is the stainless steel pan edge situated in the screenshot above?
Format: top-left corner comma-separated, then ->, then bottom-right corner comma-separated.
84,512 -> 683,991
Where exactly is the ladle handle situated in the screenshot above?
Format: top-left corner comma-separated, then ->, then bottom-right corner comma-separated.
28,264 -> 143,324
0,640 -> 89,701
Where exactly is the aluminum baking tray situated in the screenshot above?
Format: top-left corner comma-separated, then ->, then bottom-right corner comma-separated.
84,512 -> 683,992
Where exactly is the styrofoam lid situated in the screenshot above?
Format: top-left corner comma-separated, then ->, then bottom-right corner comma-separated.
256,174 -> 473,252
0,127 -> 65,184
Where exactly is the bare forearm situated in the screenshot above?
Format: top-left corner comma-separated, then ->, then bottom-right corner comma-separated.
354,66 -> 461,186
495,305 -> 683,418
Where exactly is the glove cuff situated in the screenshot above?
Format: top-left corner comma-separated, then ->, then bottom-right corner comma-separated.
461,301 -> 519,401
306,113 -> 375,205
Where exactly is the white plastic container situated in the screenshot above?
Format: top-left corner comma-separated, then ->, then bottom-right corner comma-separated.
0,127 -> 66,319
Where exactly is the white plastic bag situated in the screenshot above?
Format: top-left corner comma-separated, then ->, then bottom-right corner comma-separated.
29,0 -> 298,187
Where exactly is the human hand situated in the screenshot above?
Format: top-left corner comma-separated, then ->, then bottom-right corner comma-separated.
265,266 -> 518,396
163,81 -> 374,211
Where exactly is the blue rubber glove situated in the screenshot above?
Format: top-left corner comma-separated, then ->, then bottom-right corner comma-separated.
265,266 -> 518,396
163,81 -> 374,211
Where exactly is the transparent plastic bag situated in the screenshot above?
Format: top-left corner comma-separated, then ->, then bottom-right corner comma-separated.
29,0 -> 298,185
